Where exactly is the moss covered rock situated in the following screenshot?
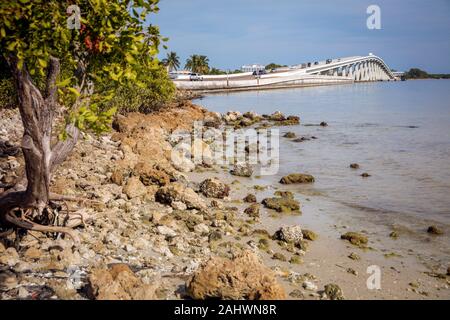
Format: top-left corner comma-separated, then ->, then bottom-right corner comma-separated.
244,204 -> 260,218
302,229 -> 318,241
324,283 -> 344,300
427,225 -> 444,235
341,232 -> 368,247
262,197 -> 300,213
243,194 -> 257,203
279,173 -> 315,184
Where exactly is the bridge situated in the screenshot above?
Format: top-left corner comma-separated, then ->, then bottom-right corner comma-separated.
173,54 -> 399,92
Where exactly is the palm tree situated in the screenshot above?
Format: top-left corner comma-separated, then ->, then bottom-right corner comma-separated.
162,51 -> 180,72
185,54 -> 210,74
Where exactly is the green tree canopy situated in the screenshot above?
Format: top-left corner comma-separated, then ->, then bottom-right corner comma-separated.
162,51 -> 180,71
185,54 -> 209,74
0,0 -> 171,241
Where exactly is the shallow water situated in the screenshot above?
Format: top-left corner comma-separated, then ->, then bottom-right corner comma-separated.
194,80 -> 450,227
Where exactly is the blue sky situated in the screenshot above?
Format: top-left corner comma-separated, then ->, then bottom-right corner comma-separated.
150,0 -> 450,73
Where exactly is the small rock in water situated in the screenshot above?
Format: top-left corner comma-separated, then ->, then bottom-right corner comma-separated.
361,172 -> 371,177
262,197 -> 300,213
302,281 -> 318,291
272,252 -> 287,262
274,190 -> 294,198
349,163 -> 360,169
243,194 -> 257,203
302,229 -> 318,241
244,204 -> 260,218
273,225 -> 303,245
427,225 -> 444,235
389,231 -> 399,239
279,173 -> 315,184
341,232 -> 368,247
348,252 -> 360,260
230,163 -> 253,177
199,178 -> 230,199
269,111 -> 286,121
289,255 -> 303,264
324,283 -> 344,300
283,132 -> 296,138
346,268 -> 358,276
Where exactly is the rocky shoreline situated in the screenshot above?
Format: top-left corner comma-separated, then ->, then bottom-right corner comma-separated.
1,98 -> 449,300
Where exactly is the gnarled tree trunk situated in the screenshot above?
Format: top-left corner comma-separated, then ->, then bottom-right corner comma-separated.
0,56 -> 80,242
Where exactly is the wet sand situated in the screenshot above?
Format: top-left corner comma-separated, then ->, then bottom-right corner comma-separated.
187,145 -> 450,300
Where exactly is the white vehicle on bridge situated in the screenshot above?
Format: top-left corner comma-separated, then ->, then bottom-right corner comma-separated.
189,73 -> 203,81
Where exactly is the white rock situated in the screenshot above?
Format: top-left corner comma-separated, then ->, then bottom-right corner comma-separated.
157,225 -> 177,237
302,281 -> 318,291
193,223 -> 210,235
171,201 -> 187,211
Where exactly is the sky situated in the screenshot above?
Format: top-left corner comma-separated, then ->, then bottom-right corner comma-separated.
150,0 -> 450,73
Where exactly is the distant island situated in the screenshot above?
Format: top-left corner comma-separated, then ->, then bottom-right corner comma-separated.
403,68 -> 450,79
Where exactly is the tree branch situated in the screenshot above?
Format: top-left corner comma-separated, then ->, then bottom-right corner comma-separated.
44,56 -> 60,104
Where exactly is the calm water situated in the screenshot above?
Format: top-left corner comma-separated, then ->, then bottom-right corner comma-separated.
195,80 -> 450,226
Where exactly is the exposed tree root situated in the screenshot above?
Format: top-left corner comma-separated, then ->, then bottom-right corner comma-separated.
49,193 -> 103,205
0,228 -> 14,238
4,209 -> 80,243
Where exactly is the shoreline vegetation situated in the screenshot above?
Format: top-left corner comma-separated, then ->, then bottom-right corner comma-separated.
403,68 -> 450,80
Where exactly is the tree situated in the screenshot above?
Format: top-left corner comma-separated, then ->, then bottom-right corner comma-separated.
404,68 -> 429,79
265,63 -> 286,70
0,0 -> 166,241
208,67 -> 226,75
162,51 -> 180,72
185,54 -> 209,74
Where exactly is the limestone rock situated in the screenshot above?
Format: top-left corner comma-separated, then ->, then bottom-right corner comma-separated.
427,225 -> 444,235
324,283 -> 344,300
110,169 -> 124,186
186,250 -> 286,300
171,148 -> 195,172
302,229 -> 318,241
123,176 -> 147,199
155,183 -> 207,211
230,163 -> 253,177
341,232 -> 368,246
0,247 -> 19,266
262,197 -> 300,213
243,194 -> 257,203
133,162 -> 170,186
244,204 -> 260,218
279,173 -> 315,184
349,163 -> 360,169
88,264 -> 158,300
283,132 -> 296,138
0,270 -> 18,291
199,178 -> 230,199
269,111 -> 286,121
274,225 -> 303,245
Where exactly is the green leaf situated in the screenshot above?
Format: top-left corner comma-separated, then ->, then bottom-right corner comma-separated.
67,87 -> 80,97
38,58 -> 47,68
57,78 -> 72,87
